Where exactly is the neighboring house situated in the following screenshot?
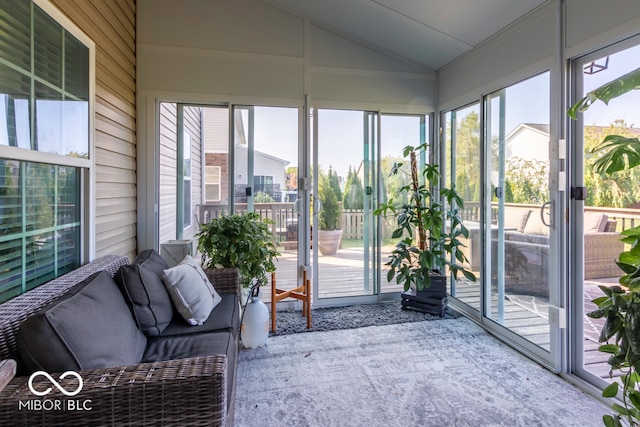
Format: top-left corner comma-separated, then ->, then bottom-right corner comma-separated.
506,123 -> 640,162
505,123 -> 550,162
201,108 -> 290,205
233,144 -> 290,203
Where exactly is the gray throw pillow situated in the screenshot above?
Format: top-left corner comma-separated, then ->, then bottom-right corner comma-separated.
17,271 -> 147,373
162,255 -> 222,326
115,249 -> 175,336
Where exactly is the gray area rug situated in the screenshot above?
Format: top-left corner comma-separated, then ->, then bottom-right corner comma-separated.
270,301 -> 459,336
235,318 -> 608,427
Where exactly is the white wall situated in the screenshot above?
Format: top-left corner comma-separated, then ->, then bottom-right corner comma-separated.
137,0 -> 435,111
137,0 -> 437,249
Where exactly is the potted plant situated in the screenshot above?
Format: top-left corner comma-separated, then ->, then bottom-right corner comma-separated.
196,212 -> 280,297
569,66 -> 640,427
317,168 -> 343,256
374,143 -> 476,316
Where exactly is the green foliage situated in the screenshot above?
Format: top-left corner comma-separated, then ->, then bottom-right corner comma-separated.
374,143 -> 476,292
584,122 -> 640,208
588,226 -> 640,427
454,111 -> 481,202
254,191 -> 275,203
569,67 -> 640,177
381,156 -> 409,205
568,67 -> 640,119
504,157 -> 549,204
327,167 -> 342,201
318,170 -> 341,230
196,212 -> 280,288
343,166 -> 364,210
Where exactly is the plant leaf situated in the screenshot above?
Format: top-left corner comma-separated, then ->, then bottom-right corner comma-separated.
568,67 -> 640,119
602,382 -> 619,398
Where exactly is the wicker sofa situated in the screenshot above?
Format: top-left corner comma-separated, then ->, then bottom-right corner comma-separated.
499,208 -> 623,298
0,252 -> 241,426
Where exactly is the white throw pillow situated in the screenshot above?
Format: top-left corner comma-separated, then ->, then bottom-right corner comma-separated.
162,255 -> 222,325
522,210 -> 550,236
504,208 -> 531,232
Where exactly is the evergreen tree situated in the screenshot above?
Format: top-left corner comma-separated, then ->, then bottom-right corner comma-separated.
343,166 -> 364,210
327,166 -> 342,201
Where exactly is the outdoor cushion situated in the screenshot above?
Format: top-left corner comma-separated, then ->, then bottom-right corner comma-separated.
522,210 -> 550,235
17,271 -> 147,373
161,293 -> 239,338
504,231 -> 549,245
504,208 -> 531,232
114,249 -> 175,336
143,330 -> 236,411
162,255 -> 222,326
584,212 -> 609,233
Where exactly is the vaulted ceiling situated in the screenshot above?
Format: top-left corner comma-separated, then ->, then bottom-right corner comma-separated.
264,0 -> 549,70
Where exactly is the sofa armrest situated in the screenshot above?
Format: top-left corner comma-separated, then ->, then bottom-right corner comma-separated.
0,360 -> 16,393
584,232 -> 624,279
0,355 -> 228,426
206,267 -> 241,296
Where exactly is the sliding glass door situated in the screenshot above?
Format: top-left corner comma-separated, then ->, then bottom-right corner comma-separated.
379,114 -> 429,295
571,39 -> 640,388
311,109 -> 430,304
444,72 -> 561,370
233,106 -> 302,295
312,109 -> 377,303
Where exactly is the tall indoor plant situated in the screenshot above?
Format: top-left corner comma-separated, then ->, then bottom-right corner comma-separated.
197,212 -> 280,292
374,143 -> 476,315
317,169 -> 343,256
569,66 -> 640,427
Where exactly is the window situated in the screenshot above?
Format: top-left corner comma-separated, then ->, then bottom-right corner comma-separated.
183,131 -> 192,228
0,1 -> 93,302
205,166 -> 221,202
254,175 -> 274,195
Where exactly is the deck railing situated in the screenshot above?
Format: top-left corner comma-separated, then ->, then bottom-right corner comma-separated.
198,201 -> 640,245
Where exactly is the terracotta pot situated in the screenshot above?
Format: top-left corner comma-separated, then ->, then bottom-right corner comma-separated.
317,229 -> 343,256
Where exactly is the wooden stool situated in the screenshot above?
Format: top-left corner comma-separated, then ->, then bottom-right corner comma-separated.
270,269 -> 312,332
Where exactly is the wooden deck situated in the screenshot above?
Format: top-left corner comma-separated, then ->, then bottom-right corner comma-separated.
261,243 -> 614,381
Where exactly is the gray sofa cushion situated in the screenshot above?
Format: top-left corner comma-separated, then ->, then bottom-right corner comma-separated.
161,293 -> 239,338
17,271 -> 147,373
115,249 -> 175,336
143,330 -> 236,411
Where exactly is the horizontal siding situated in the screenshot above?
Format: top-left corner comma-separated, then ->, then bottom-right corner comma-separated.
51,0 -> 137,261
204,108 -> 229,152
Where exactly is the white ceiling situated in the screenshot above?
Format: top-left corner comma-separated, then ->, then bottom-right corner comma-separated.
264,0 -> 549,70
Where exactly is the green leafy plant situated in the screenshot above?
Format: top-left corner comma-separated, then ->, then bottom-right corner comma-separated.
569,66 -> 640,427
197,212 -> 280,288
318,170 -> 341,231
373,143 -> 476,291
568,67 -> 640,176
587,227 -> 640,427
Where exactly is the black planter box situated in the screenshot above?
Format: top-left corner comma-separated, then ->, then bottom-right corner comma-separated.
400,274 -> 448,316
